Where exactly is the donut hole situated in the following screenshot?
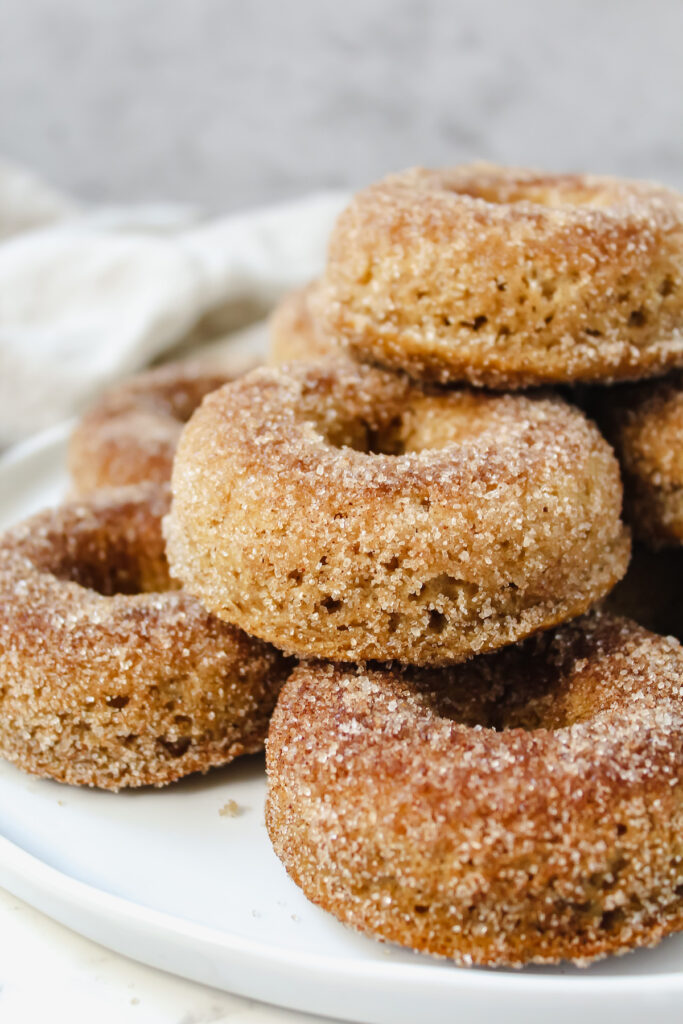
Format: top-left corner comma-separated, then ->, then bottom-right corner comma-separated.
395,394 -> 536,454
422,626 -> 636,733
30,507 -> 175,596
439,172 -> 611,211
423,675 -> 558,732
53,551 -> 170,596
317,393 -> 519,458
317,415 -> 407,456
48,539 -> 171,596
302,371 -> 550,460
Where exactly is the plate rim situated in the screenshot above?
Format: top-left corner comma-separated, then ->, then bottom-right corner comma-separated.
3,831 -> 683,996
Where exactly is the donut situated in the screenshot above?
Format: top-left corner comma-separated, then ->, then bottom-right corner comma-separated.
165,361 -> 630,666
266,612 -> 683,966
315,164 -> 683,387
69,355 -> 258,495
597,373 -> 683,547
605,544 -> 683,641
269,282 -> 338,364
0,484 -> 291,789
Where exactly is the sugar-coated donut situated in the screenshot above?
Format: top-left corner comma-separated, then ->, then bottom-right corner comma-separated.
269,282 -> 338,364
165,362 -> 630,666
266,613 -> 683,966
316,164 -> 683,387
0,484 -> 291,789
598,373 -> 683,547
69,356 -> 258,495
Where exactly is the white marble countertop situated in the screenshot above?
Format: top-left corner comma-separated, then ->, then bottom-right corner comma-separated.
0,887 -> 335,1024
2,0 -> 683,211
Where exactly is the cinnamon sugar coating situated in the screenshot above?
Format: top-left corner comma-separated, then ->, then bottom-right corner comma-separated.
266,613 -> 683,966
598,372 -> 683,547
165,361 -> 629,665
269,282 -> 339,364
0,485 -> 291,789
69,354 -> 259,495
316,164 -> 683,387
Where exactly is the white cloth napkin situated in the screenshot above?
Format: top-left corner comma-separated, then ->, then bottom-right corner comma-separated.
0,159 -> 348,448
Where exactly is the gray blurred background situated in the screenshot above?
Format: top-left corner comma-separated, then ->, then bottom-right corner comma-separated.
2,0 -> 682,210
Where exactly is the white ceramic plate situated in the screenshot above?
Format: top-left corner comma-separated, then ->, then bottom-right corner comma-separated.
1,425 -> 683,1024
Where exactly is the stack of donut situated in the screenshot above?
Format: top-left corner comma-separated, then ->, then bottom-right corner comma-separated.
2,165 -> 683,970
259,165 -> 683,965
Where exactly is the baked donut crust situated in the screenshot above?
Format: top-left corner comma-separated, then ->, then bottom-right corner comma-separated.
266,613 -> 683,966
165,361 -> 630,665
269,282 -> 338,364
69,356 -> 257,494
0,484 -> 291,789
316,164 -> 683,387
598,373 -> 683,547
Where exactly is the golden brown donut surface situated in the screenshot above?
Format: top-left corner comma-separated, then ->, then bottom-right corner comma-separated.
266,613 -> 683,966
316,164 -> 683,387
69,355 -> 257,495
165,361 -> 629,665
598,372 -> 683,547
269,281 -> 339,364
0,484 -> 291,789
